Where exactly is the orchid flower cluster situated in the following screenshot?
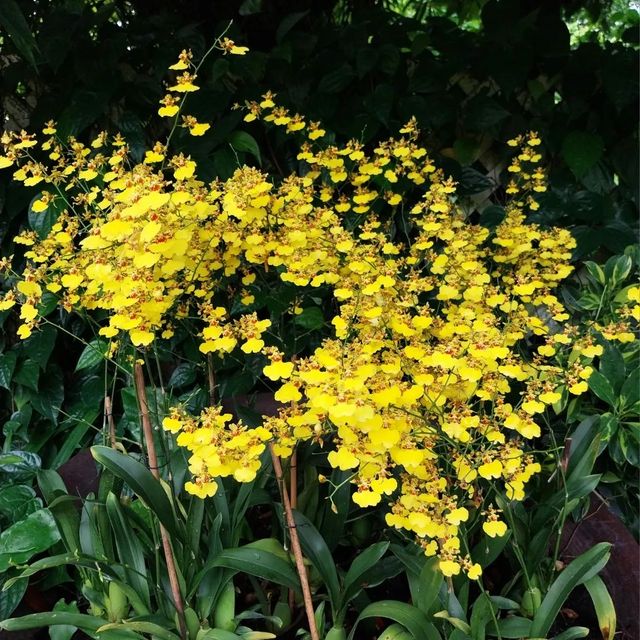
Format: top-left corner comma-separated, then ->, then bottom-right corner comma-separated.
0,46 -> 609,579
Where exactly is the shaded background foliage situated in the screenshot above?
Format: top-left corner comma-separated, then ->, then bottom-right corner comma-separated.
0,0 -> 637,633
0,0 -> 638,476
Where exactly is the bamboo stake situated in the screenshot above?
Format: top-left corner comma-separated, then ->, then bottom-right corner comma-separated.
134,363 -> 188,640
104,395 -> 117,448
269,444 -> 319,640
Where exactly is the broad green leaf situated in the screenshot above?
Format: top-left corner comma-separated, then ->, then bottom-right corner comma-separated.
584,261 -> 606,286
91,446 -> 183,541
0,351 -> 17,389
0,484 -> 41,523
0,450 -> 40,479
106,493 -> 150,608
434,611 -> 471,635
472,529 -> 511,569
0,508 -> 61,571
276,10 -> 309,42
583,575 -> 615,640
98,621 -> 181,640
75,338 -> 108,371
470,594 -> 497,640
14,358 -> 40,391
168,362 -> 197,389
620,366 -> 640,411
22,324 -> 57,369
588,370 -> 616,407
198,629 -> 243,640
341,541 -> 389,606
551,628 -> 590,640
30,363 -> 64,421
488,616 -> 531,638
604,254 -> 632,287
415,557 -> 443,615
348,601 -> 440,640
210,546 -> 300,593
530,543 -> 611,638
50,599 -> 80,640
319,64 -> 356,94
0,612 -> 142,639
28,193 -> 60,240
0,0 -> 39,67
229,131 -> 261,164
38,470 -> 81,558
599,344 -> 625,394
0,574 -> 27,620
562,131 -> 604,178
294,306 -> 325,330
278,507 -> 340,614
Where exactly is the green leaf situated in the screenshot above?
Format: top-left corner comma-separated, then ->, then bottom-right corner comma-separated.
28,194 -> 60,240
91,446 -> 183,541
470,594 -> 497,640
106,492 -> 150,608
0,351 -> 17,389
229,131 -> 261,165
588,370 -> 616,407
341,542 -> 389,606
348,601 -> 440,640
620,366 -> 640,411
319,64 -> 356,94
210,546 -> 300,593
23,324 -> 57,369
30,363 -> 64,421
583,575 -> 615,640
530,543 -> 611,638
585,262 -> 606,286
38,470 -> 81,558
50,599 -> 80,640
14,358 -> 40,391
97,621 -> 181,640
488,616 -> 531,638
0,574 -> 27,619
414,557 -> 442,615
604,254 -> 632,287
551,628 -> 590,640
434,611 -> 471,635
198,629 -> 243,640
294,306 -> 325,330
280,507 -> 340,615
0,508 -> 61,571
0,0 -> 39,67
562,132 -> 604,179
276,10 -> 309,43
599,344 -> 625,394
0,612 -> 142,638
75,338 -> 108,372
168,362 -> 197,389
0,484 -> 41,523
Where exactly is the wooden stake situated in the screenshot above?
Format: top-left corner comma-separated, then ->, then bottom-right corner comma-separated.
134,363 -> 188,640
104,395 -> 117,448
269,444 -> 319,640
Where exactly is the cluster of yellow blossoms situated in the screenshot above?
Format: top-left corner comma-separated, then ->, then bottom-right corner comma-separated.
0,48 -> 620,579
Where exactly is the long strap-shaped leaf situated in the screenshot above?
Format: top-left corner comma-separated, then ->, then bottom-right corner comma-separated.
530,542 -> 611,638
91,445 -> 184,542
583,575 -> 616,640
348,601 -> 441,640
0,612 -> 141,639
209,546 -> 301,593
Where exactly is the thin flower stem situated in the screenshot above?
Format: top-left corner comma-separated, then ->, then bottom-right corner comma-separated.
134,362 -> 188,640
269,443 -> 320,640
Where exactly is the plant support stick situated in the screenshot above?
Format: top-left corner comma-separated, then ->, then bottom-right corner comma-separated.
135,363 -> 188,640
269,443 -> 320,640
